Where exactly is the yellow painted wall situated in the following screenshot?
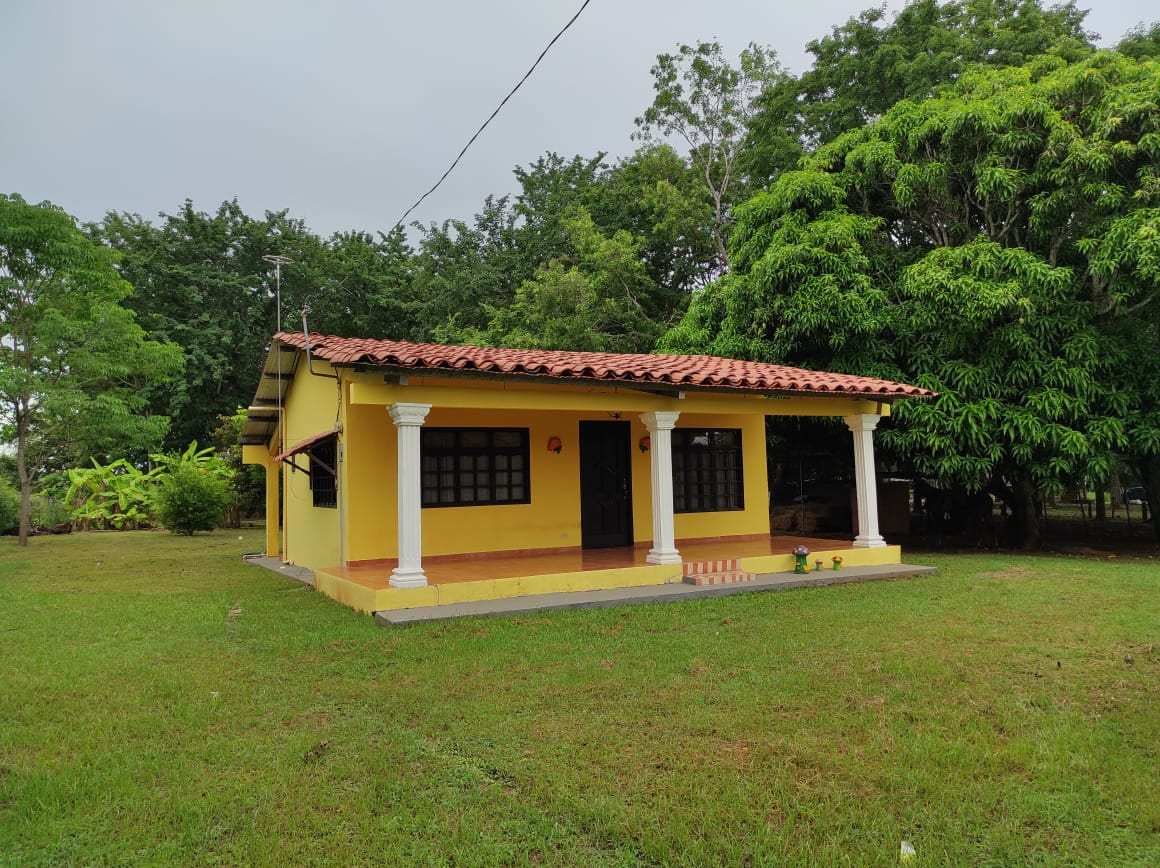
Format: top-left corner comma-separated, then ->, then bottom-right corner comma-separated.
262,358 -> 893,566
279,361 -> 343,570
341,402 -> 769,561
348,407 -> 596,560
669,413 -> 770,540
422,407 -> 591,555
344,399 -> 397,564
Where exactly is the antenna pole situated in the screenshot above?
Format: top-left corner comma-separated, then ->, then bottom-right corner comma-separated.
262,254 -> 295,552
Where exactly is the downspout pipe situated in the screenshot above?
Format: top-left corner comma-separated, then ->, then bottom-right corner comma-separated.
301,310 -> 338,380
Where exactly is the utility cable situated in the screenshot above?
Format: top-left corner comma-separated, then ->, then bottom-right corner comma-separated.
392,0 -> 594,230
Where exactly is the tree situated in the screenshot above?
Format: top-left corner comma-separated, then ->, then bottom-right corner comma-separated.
99,200 -> 323,450
456,207 -> 666,354
745,0 -> 1096,182
663,52 -> 1160,547
1117,21 -> 1160,61
592,145 -> 721,295
511,152 -> 609,269
635,41 -> 787,269
0,195 -> 183,545
413,196 -> 529,342
211,410 -> 266,527
309,227 -> 417,339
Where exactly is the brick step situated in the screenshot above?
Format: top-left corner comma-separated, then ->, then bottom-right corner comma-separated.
682,558 -> 741,575
683,571 -> 756,587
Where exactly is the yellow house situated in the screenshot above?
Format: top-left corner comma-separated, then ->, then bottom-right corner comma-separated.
242,333 -> 933,614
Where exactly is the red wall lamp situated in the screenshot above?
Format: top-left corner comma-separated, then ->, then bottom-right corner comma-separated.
547,436 -> 563,454
638,435 -> 651,453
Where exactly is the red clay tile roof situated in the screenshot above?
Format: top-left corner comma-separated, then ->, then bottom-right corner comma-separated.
274,332 -> 934,399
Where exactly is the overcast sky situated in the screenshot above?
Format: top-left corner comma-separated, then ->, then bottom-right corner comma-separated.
3,1 -> 1154,238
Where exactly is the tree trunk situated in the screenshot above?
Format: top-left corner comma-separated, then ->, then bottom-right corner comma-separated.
16,412 -> 31,547
1012,478 -> 1042,550
1109,465 -> 1122,519
1094,480 -> 1106,521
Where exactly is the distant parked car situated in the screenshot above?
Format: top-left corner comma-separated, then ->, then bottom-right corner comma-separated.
1122,486 -> 1148,505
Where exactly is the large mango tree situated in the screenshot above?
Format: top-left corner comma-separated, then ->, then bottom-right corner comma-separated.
662,52 -> 1160,547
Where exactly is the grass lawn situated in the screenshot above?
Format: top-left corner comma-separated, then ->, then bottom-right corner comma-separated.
1,532 -> 1156,866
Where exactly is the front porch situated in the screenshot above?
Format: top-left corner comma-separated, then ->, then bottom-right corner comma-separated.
313,534 -> 905,613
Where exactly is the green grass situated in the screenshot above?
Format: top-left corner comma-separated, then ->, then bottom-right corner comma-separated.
1,532 -> 1157,866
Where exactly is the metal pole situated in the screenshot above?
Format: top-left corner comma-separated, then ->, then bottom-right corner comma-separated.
262,254 -> 293,558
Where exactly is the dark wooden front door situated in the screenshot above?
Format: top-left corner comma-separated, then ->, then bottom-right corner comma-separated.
579,421 -> 633,549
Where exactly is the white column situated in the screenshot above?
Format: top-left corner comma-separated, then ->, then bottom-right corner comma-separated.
845,413 -> 887,548
640,411 -> 683,565
388,402 -> 432,587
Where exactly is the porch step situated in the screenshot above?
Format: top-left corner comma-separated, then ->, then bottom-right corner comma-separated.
682,558 -> 741,575
683,570 -> 756,587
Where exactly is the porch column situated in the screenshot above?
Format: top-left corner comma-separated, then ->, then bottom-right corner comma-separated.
845,413 -> 887,548
640,410 -> 683,565
388,402 -> 432,588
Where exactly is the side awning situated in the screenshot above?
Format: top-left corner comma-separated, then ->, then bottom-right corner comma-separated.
274,431 -> 336,476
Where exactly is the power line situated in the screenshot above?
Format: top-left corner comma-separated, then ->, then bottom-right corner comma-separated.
392,0 -> 594,231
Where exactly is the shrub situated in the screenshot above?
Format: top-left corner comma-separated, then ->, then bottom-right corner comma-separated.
64,458 -> 161,530
154,464 -> 227,535
211,412 -> 264,527
31,495 -> 70,528
0,483 -> 19,534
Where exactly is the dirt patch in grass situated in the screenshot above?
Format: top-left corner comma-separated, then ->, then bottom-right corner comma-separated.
978,566 -> 1032,579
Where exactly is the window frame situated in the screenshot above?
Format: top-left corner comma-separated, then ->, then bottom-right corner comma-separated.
308,436 -> 338,509
421,427 -> 531,508
672,428 -> 745,514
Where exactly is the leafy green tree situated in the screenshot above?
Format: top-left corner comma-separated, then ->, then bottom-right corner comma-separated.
309,227 -> 417,339
414,147 -> 721,350
511,153 -> 609,269
745,0 -> 1096,181
1117,21 -> 1160,61
1,194 -> 182,545
99,200 -> 324,450
0,481 -> 18,533
635,40 -> 787,269
592,145 -> 720,294
457,208 -> 665,353
664,52 -> 1160,547
413,196 -> 529,341
211,410 -> 265,527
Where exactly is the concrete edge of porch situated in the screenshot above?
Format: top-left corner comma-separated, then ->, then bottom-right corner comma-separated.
306,543 -> 906,615
737,544 -> 902,576
313,562 -> 684,615
374,562 -> 938,626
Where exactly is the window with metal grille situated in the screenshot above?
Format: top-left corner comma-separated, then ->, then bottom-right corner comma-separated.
309,436 -> 338,508
421,428 -> 530,508
672,428 -> 744,513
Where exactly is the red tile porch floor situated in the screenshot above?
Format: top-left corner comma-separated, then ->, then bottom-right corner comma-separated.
320,535 -> 847,590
